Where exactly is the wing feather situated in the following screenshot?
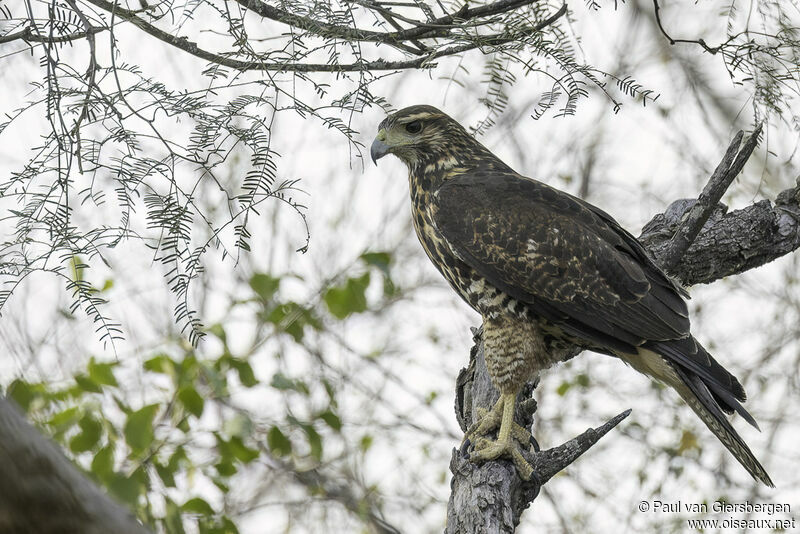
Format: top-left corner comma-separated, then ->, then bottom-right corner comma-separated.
432,170 -> 690,350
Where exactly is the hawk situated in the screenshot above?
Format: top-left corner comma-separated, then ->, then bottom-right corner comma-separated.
370,105 -> 773,486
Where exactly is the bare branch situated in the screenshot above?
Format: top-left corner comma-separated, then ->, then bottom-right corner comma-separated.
0,24 -> 106,44
658,124 -> 763,272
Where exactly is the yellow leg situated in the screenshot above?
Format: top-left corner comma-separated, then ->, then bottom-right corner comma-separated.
463,392 -> 535,480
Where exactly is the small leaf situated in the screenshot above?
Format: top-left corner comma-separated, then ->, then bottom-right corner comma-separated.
323,273 -> 370,319
7,380 -> 39,411
155,461 -> 177,488
229,436 -> 259,463
144,353 -> 174,374
178,386 -> 204,418
250,273 -> 280,302
164,498 -> 186,534
228,359 -> 257,388
88,358 -> 119,387
183,497 -> 214,515
361,251 -> 391,270
124,404 -> 159,453
303,424 -> 323,461
270,373 -> 308,394
556,381 -> 571,396
107,470 -> 145,507
70,415 -> 103,453
74,374 -> 102,393
92,445 -> 114,478
267,426 -> 291,456
318,410 -> 342,432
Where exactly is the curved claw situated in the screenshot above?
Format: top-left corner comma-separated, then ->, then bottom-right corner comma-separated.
471,435 -> 535,481
461,393 -> 536,480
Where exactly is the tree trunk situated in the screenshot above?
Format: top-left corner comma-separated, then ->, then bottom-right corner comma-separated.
0,396 -> 152,534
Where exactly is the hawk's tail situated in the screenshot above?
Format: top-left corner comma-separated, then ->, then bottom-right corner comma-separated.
645,339 -> 774,487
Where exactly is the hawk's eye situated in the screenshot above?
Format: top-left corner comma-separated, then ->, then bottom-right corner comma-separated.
405,120 -> 422,134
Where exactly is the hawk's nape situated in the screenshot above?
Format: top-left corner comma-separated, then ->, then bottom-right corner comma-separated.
371,104 -> 773,487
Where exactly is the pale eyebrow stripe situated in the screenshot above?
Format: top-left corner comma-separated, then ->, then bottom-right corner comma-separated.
397,112 -> 441,122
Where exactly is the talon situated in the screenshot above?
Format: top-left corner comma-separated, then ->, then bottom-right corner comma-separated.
530,435 -> 540,453
459,438 -> 471,457
460,392 -> 537,480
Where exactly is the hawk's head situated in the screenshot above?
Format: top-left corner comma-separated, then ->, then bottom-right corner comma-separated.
370,105 -> 472,168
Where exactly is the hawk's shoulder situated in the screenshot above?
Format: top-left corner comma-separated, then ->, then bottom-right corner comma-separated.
430,169 -> 690,350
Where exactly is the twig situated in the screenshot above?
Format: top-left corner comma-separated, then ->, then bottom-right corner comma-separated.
660,124 -> 762,271
81,0 -> 567,73
0,25 -> 106,44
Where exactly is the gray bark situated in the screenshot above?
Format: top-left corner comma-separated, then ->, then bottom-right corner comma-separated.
446,130 -> 800,532
0,396 -> 152,534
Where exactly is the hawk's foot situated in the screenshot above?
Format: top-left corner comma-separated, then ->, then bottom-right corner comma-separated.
471,433 -> 535,480
462,392 -> 536,480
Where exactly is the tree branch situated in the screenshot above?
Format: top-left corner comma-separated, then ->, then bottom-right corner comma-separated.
0,25 -> 106,44
78,0 -> 566,73
660,124 -> 762,271
0,396 -> 152,534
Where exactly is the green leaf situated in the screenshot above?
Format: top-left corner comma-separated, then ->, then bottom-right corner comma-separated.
250,273 -> 280,302
88,358 -> 119,387
576,373 -> 590,388
228,359 -> 257,388
270,373 -> 308,394
107,469 -> 146,507
74,374 -> 102,393
92,445 -> 115,478
556,381 -> 571,396
47,406 -> 81,429
207,323 -> 226,342
124,404 -> 159,453
229,436 -> 259,463
155,460 -> 177,488
323,273 -> 370,319
265,302 -> 319,341
178,385 -> 205,418
70,414 -> 103,453
318,410 -> 342,432
144,353 -> 174,374
361,251 -> 391,270
100,278 -> 114,292
302,424 -> 323,461
164,498 -> 186,534
359,434 -> 373,452
7,380 -> 39,412
183,497 -> 215,515
267,426 -> 292,456
216,460 -> 237,477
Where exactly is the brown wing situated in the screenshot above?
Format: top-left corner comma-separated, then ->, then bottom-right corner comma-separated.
431,168 -> 689,352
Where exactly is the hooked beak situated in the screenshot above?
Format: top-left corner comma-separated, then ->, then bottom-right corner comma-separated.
370,129 -> 390,164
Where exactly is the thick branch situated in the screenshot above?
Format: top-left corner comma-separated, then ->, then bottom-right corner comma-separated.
0,396 -> 152,534
447,335 -> 631,533
641,176 -> 800,285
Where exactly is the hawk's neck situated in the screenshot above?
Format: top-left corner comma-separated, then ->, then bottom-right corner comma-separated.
407,144 -> 513,195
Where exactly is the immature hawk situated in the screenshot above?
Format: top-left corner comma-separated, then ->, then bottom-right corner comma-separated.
371,105 -> 773,486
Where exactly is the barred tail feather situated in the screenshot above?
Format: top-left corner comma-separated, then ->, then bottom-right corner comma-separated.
672,366 -> 774,487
